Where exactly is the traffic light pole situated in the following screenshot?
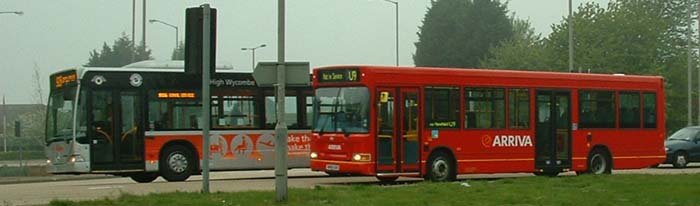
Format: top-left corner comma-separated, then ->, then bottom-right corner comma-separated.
201,3 -> 212,194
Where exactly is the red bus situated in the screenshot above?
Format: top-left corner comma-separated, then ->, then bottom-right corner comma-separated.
45,61 -> 313,183
309,66 -> 665,182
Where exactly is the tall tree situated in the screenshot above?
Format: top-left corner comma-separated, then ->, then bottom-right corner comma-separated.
85,33 -> 152,67
545,0 -> 696,131
480,18 -> 553,70
413,0 -> 513,68
483,0 -> 696,132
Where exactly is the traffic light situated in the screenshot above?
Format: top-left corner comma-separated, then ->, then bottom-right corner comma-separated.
185,7 -> 217,75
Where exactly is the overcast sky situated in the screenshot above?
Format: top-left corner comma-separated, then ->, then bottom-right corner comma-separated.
0,0 -> 609,104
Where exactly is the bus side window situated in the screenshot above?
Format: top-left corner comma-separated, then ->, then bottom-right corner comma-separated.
190,115 -> 199,129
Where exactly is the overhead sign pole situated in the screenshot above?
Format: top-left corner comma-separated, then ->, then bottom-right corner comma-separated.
201,3 -> 212,194
275,0 -> 288,202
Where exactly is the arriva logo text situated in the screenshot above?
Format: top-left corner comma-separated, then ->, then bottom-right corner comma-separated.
482,135 -> 533,147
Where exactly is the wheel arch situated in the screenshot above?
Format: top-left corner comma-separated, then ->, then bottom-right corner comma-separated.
588,144 -> 614,169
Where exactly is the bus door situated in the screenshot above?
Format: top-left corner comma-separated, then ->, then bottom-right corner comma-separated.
90,90 -> 145,171
376,88 -> 421,174
535,90 -> 572,172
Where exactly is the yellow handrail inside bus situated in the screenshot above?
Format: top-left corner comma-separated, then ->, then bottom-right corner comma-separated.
96,127 -> 113,144
121,126 -> 138,141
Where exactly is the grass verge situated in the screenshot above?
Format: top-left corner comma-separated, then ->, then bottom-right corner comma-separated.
50,173 -> 699,206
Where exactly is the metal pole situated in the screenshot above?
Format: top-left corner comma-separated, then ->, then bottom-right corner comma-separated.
689,1 -> 693,126
697,0 -> 699,125
394,1 -> 399,66
142,0 -> 147,48
275,0 -> 288,202
15,121 -> 22,174
132,0 -> 136,62
201,4 -> 212,194
252,49 -> 256,70
2,95 -> 6,153
0,11 -> 23,15
175,27 -> 179,50
569,0 -> 575,73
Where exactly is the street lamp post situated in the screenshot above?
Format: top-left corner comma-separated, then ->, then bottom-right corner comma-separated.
379,0 -> 399,66
241,44 -> 267,69
149,19 -> 179,50
0,11 -> 23,15
569,0 -> 575,73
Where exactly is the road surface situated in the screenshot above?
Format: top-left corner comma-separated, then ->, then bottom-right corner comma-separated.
1,164 -> 699,206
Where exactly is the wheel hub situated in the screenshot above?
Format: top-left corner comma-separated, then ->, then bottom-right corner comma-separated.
168,153 -> 188,173
432,159 -> 449,179
676,155 -> 687,166
590,153 -> 606,174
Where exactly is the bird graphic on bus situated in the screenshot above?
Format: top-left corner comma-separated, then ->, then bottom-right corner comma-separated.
259,140 -> 275,147
234,140 -> 248,154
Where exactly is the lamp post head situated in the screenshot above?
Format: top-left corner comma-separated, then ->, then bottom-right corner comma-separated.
241,48 -> 249,51
15,11 -> 23,16
148,19 -> 158,23
259,44 -> 267,48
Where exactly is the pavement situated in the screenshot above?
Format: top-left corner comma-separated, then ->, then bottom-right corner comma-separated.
0,173 -> 114,185
0,159 -> 115,185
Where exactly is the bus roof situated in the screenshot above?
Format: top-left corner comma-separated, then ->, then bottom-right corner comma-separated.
314,65 -> 663,90
52,60 -> 244,79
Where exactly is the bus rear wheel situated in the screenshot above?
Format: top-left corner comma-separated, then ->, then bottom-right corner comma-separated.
425,151 -> 456,182
130,172 -> 158,183
586,149 -> 612,174
160,144 -> 195,182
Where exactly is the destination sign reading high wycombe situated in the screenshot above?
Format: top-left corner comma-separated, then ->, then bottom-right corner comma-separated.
318,68 -> 360,83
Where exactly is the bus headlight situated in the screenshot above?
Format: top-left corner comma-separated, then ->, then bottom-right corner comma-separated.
46,159 -> 52,165
310,152 -> 318,159
352,153 -> 371,162
70,155 -> 85,163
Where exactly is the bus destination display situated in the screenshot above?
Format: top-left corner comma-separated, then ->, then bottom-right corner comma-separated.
318,68 -> 360,83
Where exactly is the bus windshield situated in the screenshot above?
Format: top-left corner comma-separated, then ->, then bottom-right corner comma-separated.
313,87 -> 369,134
46,87 -> 83,143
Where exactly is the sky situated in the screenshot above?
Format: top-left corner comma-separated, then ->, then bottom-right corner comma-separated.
0,0 -> 609,104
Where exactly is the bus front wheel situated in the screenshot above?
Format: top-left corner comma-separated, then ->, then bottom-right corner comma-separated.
130,172 -> 158,183
425,151 -> 456,182
160,144 -> 195,182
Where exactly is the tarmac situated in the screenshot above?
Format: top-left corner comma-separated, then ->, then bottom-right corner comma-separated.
0,159 -> 113,185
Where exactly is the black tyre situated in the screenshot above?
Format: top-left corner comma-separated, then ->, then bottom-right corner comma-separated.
425,151 -> 456,182
160,144 -> 196,182
376,176 -> 398,184
130,172 -> 159,183
673,152 -> 689,169
587,149 -> 612,174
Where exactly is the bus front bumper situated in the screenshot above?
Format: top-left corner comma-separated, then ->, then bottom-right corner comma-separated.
310,159 -> 375,176
46,161 -> 90,174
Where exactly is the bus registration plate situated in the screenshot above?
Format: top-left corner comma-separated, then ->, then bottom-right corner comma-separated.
326,164 -> 340,171
328,144 -> 342,150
